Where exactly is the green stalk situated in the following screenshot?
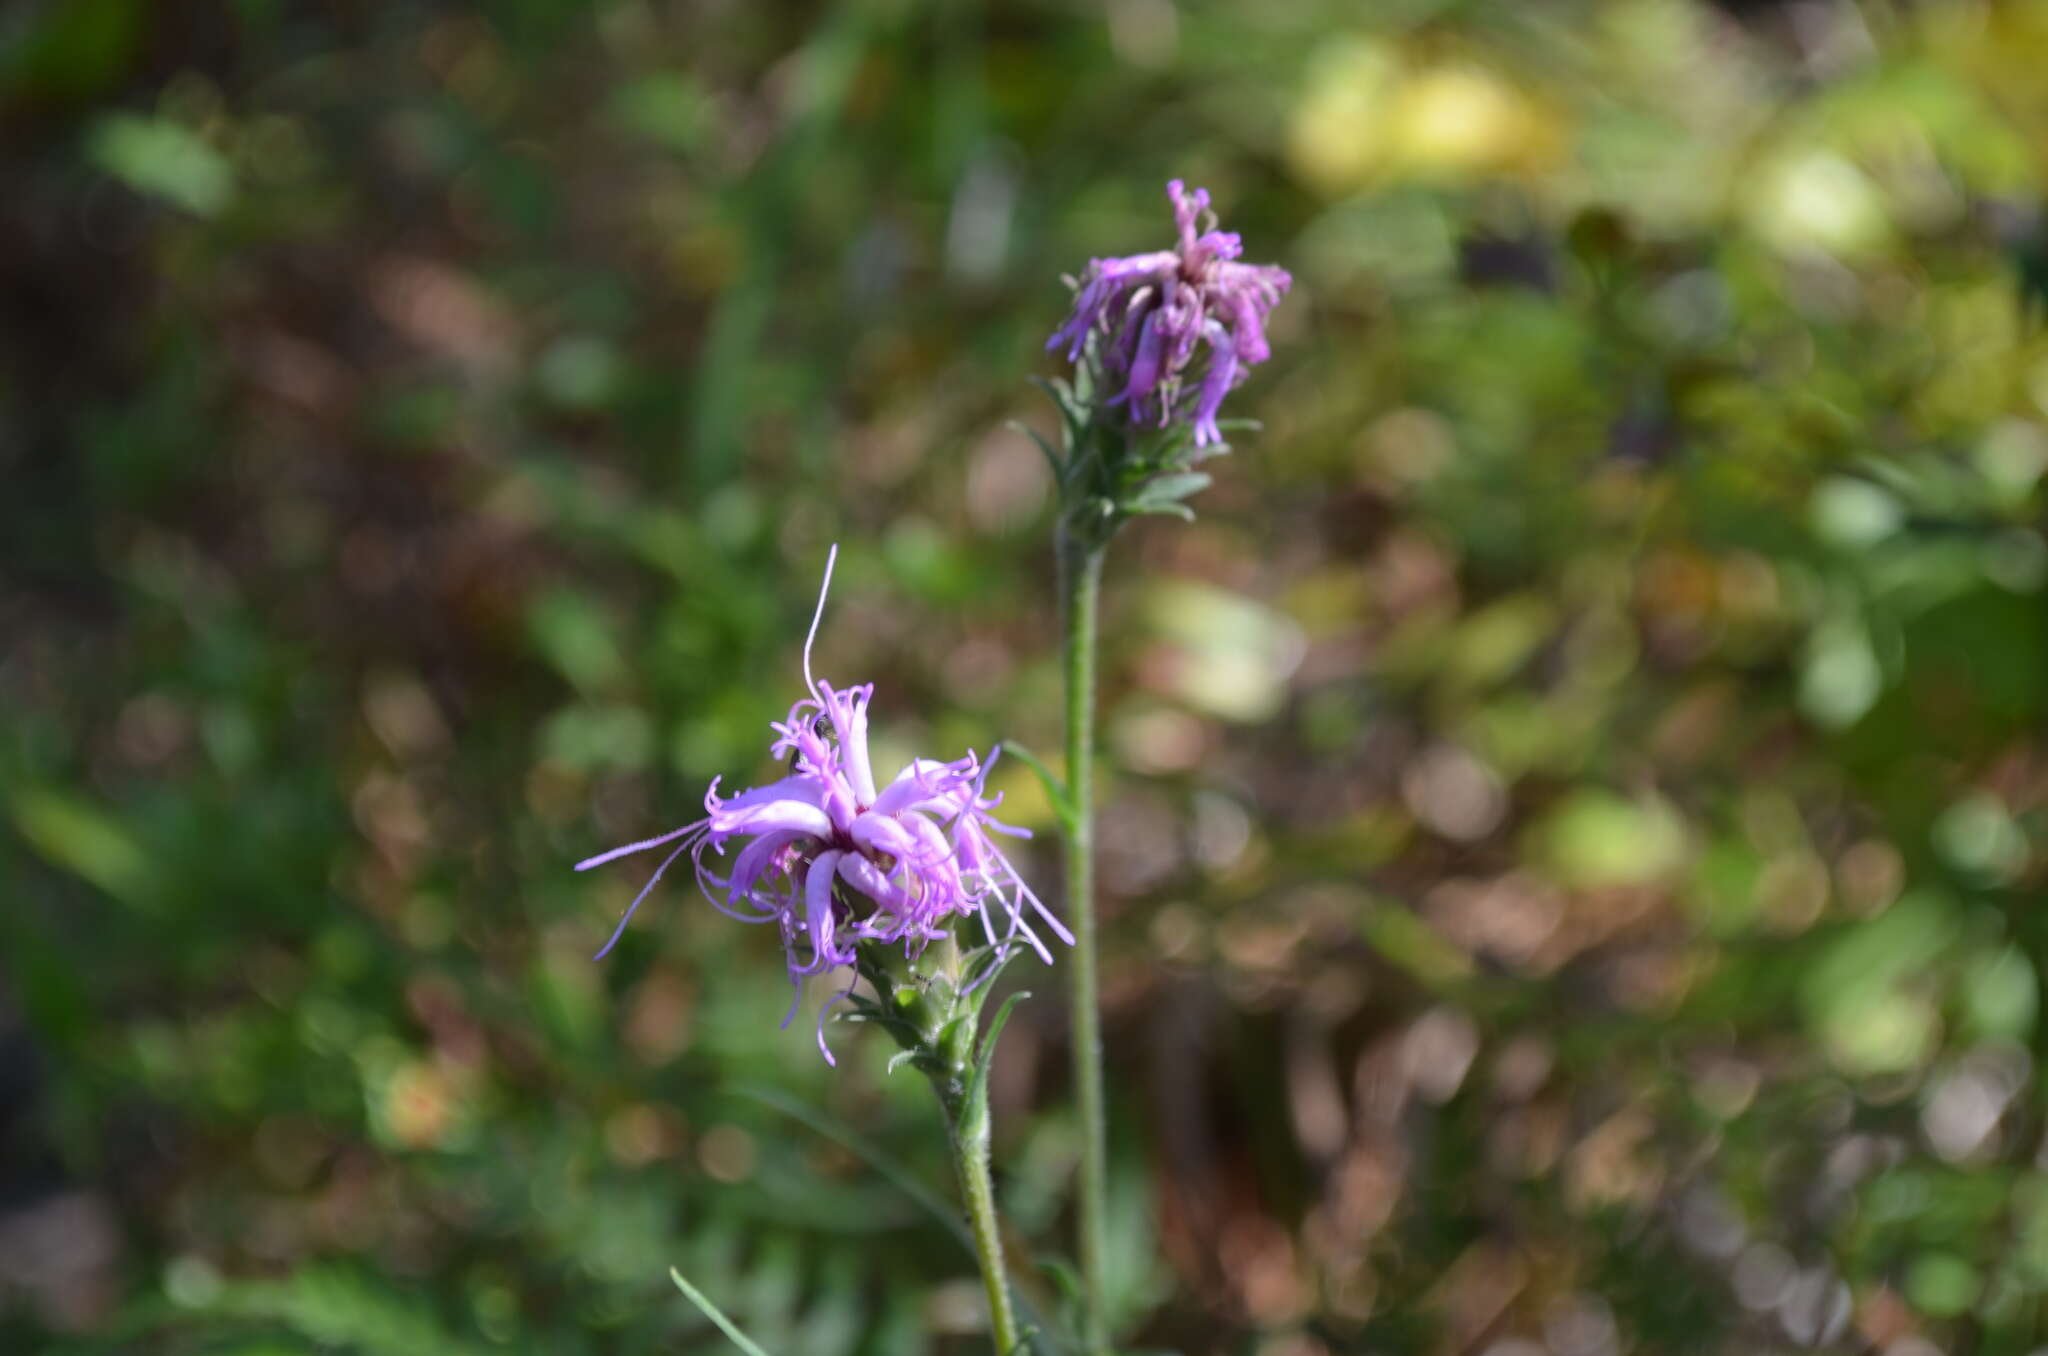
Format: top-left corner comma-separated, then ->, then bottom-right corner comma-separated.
913,933 -> 1025,1356
944,1086 -> 1023,1356
1057,523 -> 1110,1355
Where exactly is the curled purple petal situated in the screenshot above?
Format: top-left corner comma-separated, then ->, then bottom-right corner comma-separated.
802,850 -> 845,972
712,799 -> 835,841
1191,320 -> 1240,447
1115,309 -> 1168,409
1046,181 -> 1290,444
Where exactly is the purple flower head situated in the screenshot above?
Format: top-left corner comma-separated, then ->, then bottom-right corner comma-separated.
1047,180 -> 1291,446
576,546 -> 1071,1063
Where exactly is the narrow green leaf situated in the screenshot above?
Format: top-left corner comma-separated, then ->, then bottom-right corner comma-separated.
1131,471 -> 1212,506
936,1013 -> 974,1069
835,1008 -> 923,1044
8,785 -> 153,909
998,740 -> 1075,829
671,1267 -> 775,1356
852,952 -> 899,1004
961,940 -> 1020,993
1127,423 -> 1199,467
1126,501 -> 1195,521
1037,1255 -> 1084,1310
732,1085 -> 972,1251
1027,375 -> 1087,444
1072,335 -> 1104,406
965,991 -> 1030,1118
1008,420 -> 1067,485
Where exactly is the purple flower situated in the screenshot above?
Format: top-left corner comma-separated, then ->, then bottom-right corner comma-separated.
1047,180 -> 1291,446
576,547 -> 1070,1062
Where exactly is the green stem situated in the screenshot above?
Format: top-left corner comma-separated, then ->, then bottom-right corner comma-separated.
1058,524 -> 1110,1354
945,1080 -> 1023,1355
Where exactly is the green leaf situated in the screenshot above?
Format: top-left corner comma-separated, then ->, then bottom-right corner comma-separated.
733,1085 -> 973,1250
1009,420 -> 1067,484
1357,895 -> 1474,988
961,940 -> 1021,994
1124,423 -> 1201,473
86,113 -> 234,216
880,1044 -> 942,1081
671,1267 -> 776,1356
8,785 -> 153,909
1129,471 -> 1212,508
1027,376 -> 1087,445
999,740 -> 1075,830
1036,1254 -> 1084,1315
1125,500 -> 1195,521
526,587 -> 628,694
1069,342 -> 1098,406
833,1006 -> 923,1045
964,991 -> 1030,1123
7,0 -> 144,105
608,73 -> 710,152
936,1013 -> 974,1069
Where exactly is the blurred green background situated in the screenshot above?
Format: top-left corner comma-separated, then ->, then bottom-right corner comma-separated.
5,0 -> 2048,1352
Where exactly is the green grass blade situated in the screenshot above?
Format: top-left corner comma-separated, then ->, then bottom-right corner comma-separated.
670,1268 -> 775,1356
731,1084 -> 972,1250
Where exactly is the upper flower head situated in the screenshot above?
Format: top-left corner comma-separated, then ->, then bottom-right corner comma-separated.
576,547 -> 1070,1062
1047,180 -> 1291,446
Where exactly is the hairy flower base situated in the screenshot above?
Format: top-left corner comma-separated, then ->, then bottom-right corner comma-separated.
1047,179 -> 1291,445
577,549 -> 1071,1061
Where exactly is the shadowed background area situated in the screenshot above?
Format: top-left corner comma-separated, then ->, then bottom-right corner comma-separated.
5,0 -> 2048,1352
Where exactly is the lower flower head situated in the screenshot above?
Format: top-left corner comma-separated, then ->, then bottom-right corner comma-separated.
576,547 -> 1071,1062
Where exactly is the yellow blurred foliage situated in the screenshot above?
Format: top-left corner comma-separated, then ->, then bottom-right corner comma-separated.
1288,39 -> 1564,196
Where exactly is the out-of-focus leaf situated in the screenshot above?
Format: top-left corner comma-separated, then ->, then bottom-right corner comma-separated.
207,1268 -> 493,1356
8,785 -> 152,909
1962,945 -> 2037,1042
4,0 -> 143,103
86,113 -> 234,216
1804,893 -> 1958,1076
1530,789 -> 1686,890
609,74 -> 710,153
1359,893 -> 1474,987
1142,580 -> 1305,722
527,588 -> 629,694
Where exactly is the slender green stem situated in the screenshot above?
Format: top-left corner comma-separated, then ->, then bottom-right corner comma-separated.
946,1082 -> 1023,1355
919,931 -> 1024,1355
1058,524 -> 1110,1355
